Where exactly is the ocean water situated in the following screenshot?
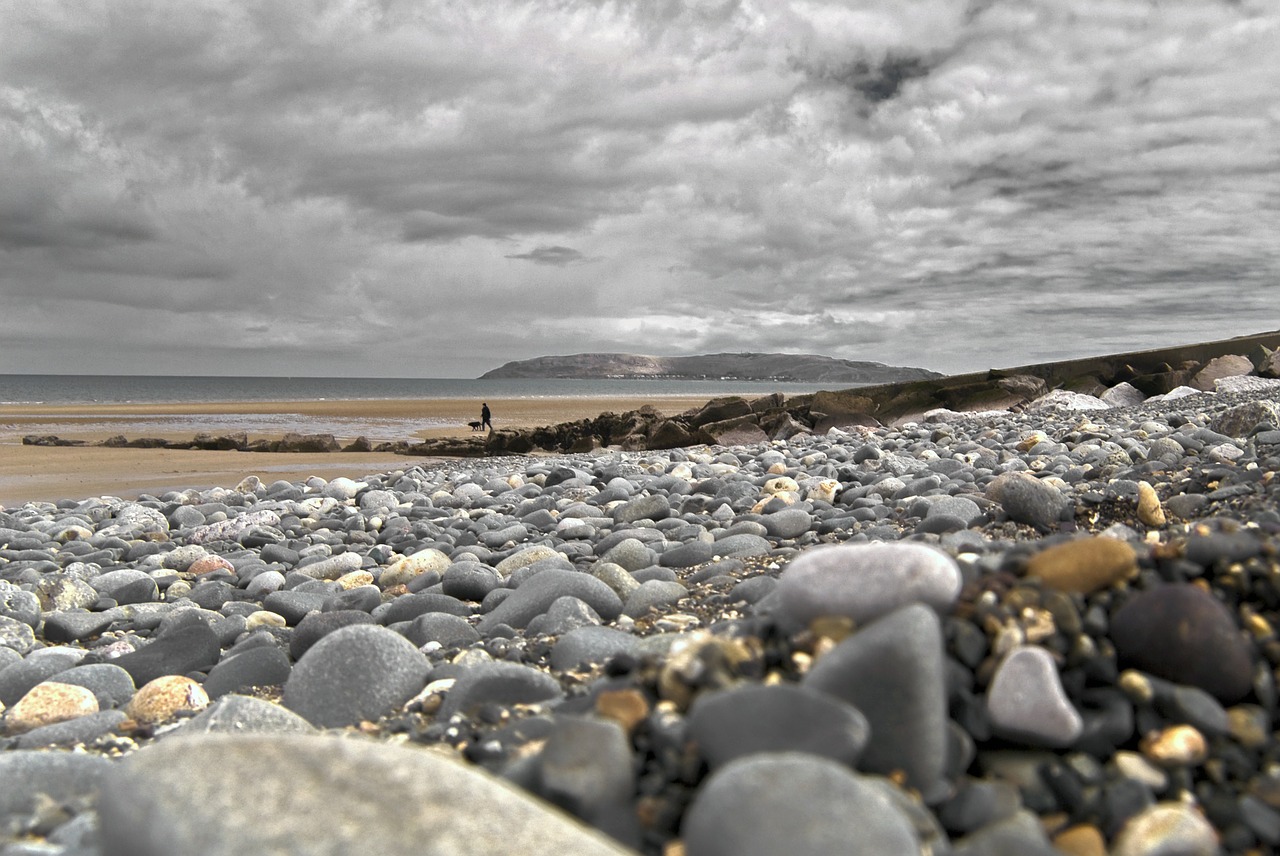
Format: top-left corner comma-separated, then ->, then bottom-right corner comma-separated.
0,374 -> 834,406
0,374 -> 837,442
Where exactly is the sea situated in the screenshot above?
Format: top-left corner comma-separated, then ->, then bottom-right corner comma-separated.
0,374 -> 837,442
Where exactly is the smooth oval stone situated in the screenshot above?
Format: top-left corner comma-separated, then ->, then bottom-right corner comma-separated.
42,610 -> 117,644
687,683 -> 870,769
1025,537 -> 1138,594
5,682 -> 99,734
622,580 -> 688,619
477,570 -> 622,632
1111,584 -> 1254,703
549,626 -> 642,672
403,612 -> 481,649
612,494 -> 671,524
126,676 -> 209,725
289,610 -> 376,660
1111,801 -> 1220,856
98,734 -> 634,856
436,661 -> 562,719
802,603 -> 950,801
51,663 -> 136,710
202,646 -> 292,699
533,716 -> 635,832
776,542 -> 961,629
986,646 -> 1083,748
682,753 -> 919,856
760,508 -> 813,539
102,623 -> 223,687
175,694 -> 316,736
985,472 -> 1070,532
0,751 -> 114,821
0,651 -> 81,706
283,624 -> 429,728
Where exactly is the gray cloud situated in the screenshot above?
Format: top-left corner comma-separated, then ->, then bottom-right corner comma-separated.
505,246 -> 589,266
1,1 -> 1277,377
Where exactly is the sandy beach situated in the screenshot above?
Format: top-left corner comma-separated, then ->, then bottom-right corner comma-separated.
0,396 -> 710,507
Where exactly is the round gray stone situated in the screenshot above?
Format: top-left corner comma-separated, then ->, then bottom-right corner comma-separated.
776,542 -> 961,629
283,624 -> 429,728
682,753 -> 919,856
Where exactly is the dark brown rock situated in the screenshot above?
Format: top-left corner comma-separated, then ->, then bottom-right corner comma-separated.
1111,584 -> 1254,703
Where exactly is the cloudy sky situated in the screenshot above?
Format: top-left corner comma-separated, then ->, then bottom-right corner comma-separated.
2,0 -> 1277,378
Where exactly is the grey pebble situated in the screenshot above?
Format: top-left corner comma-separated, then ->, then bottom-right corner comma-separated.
687,683 -> 870,769
283,624 -> 429,728
803,603 -> 950,801
98,734 -> 633,856
986,645 -> 1083,748
477,570 -> 622,632
682,752 -> 919,856
437,660 -> 564,719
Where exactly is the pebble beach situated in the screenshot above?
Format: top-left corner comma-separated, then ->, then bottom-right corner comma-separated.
2,373 -> 1280,855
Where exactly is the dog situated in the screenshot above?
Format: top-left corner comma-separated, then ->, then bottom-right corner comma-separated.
468,420 -> 483,431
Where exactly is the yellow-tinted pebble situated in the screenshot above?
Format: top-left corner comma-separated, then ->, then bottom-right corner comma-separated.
1025,537 -> 1138,594
1136,482 -> 1167,527
126,676 -> 210,725
4,682 -> 99,735
1140,724 -> 1208,767
1227,705 -> 1270,749
1052,824 -> 1107,856
244,611 -> 288,631
335,570 -> 375,590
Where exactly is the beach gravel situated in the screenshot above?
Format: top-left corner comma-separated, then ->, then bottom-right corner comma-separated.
2,378 -> 1280,853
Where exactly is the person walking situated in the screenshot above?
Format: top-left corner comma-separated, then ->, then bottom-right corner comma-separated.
480,402 -> 492,432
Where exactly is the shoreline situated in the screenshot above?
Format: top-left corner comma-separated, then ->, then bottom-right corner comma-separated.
0,396 -> 711,508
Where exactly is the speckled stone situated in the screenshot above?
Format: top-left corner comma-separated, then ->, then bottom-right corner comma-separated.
4,682 -> 99,735
1024,537 -> 1138,594
126,676 -> 210,725
1111,584 -> 1254,703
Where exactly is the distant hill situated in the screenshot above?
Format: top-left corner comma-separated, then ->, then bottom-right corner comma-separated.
479,352 -> 942,384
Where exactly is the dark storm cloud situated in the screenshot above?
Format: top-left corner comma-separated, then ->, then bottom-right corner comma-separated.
0,0 -> 1276,376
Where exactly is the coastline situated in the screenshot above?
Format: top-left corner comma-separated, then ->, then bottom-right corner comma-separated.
0,395 -> 709,507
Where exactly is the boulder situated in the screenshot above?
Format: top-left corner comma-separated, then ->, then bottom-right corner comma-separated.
1190,354 -> 1254,391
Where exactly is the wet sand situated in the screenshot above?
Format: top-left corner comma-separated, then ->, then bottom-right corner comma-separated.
0,396 -> 709,507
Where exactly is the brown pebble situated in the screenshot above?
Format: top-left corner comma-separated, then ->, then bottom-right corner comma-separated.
126,676 -> 210,725
1053,823 -> 1107,856
595,688 -> 650,736
4,682 -> 99,735
1140,724 -> 1208,767
1025,536 -> 1138,594
1136,482 -> 1166,527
